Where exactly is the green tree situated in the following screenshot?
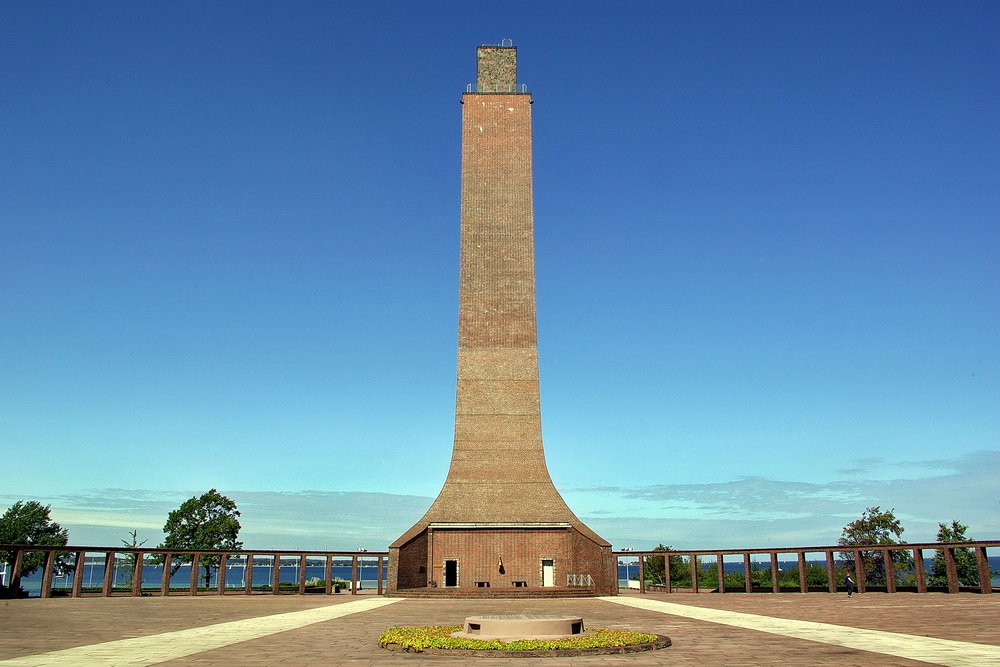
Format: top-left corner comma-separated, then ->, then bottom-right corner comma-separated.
0,501 -> 71,576
0,501 -> 71,592
838,506 -> 912,586
747,560 -> 773,588
778,563 -> 830,588
929,520 -> 980,587
117,530 -> 148,589
158,489 -> 242,588
641,545 -> 688,585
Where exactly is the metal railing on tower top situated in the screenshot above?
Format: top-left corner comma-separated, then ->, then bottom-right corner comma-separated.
466,83 -> 529,94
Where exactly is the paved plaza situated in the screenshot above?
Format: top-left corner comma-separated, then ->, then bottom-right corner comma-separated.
0,591 -> 997,666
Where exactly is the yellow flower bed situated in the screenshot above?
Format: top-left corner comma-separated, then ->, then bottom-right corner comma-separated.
379,625 -> 658,652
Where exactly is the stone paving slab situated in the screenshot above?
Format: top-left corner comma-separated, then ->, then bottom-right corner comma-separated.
631,592 -> 1000,646
0,592 -> 996,666
607,596 -> 1000,667
0,598 -> 401,666
0,595 -> 359,659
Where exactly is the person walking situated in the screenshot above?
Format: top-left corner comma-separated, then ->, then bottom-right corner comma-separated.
845,573 -> 855,597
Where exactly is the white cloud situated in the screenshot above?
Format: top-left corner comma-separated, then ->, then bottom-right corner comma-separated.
567,450 -> 1000,549
0,488 -> 433,551
3,451 -> 995,552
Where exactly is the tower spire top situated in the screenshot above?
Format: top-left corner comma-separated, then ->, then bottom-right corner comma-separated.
477,45 -> 517,93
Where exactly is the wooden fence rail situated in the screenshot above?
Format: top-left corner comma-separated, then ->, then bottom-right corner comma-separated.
0,545 -> 387,599
612,540 -> 999,595
4,541 -> 996,598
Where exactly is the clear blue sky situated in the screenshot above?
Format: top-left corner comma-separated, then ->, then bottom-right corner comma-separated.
2,1 -> 997,552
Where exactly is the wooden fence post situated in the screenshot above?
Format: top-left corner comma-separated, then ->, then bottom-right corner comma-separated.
102,551 -> 115,597
244,554 -> 254,595
132,551 -> 144,596
189,553 -> 200,595
944,547 -> 959,593
825,551 -> 836,593
743,553 -> 752,593
72,551 -> 86,597
975,547 -> 992,594
40,550 -> 56,598
161,553 -> 172,596
351,555 -> 358,595
883,548 -> 896,593
854,551 -> 866,594
913,548 -> 926,593
217,554 -> 227,595
9,549 -> 24,593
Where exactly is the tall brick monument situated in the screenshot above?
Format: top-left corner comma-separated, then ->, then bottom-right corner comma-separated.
387,45 -> 617,596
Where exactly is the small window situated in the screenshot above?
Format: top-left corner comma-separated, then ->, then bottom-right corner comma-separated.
475,581 -> 490,587
512,581 -> 527,587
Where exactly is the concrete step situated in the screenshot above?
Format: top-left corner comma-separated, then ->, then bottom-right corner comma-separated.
387,587 -> 603,599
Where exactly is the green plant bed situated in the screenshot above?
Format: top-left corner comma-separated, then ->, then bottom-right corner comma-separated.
379,625 -> 667,656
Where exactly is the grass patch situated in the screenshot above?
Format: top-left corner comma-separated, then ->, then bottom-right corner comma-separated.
378,625 -> 657,652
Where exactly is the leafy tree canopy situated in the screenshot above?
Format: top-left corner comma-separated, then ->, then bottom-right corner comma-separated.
934,519 -> 971,544
158,489 -> 242,587
640,544 -> 688,584
930,519 -> 980,587
160,489 -> 242,552
837,506 -> 911,585
838,506 -> 905,546
0,500 -> 70,578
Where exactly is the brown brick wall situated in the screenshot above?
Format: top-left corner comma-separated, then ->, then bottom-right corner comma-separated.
391,528 -> 428,590
457,348 -> 538,379
458,94 -> 536,350
570,530 -> 619,595
394,526 -> 617,593
430,528 -> 566,588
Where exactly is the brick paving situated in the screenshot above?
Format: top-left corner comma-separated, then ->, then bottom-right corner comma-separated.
0,591 -> 996,665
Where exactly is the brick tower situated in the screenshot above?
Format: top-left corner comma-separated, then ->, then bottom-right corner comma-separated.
387,45 -> 617,596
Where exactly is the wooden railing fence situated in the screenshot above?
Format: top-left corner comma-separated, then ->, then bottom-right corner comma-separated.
4,540 -> 996,598
0,545 -> 387,599
613,540 -> 998,595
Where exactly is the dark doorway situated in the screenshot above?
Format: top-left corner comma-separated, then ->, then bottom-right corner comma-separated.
444,559 -> 458,587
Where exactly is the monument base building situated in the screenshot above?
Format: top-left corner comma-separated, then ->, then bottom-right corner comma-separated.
387,44 -> 616,597
390,524 -> 616,595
